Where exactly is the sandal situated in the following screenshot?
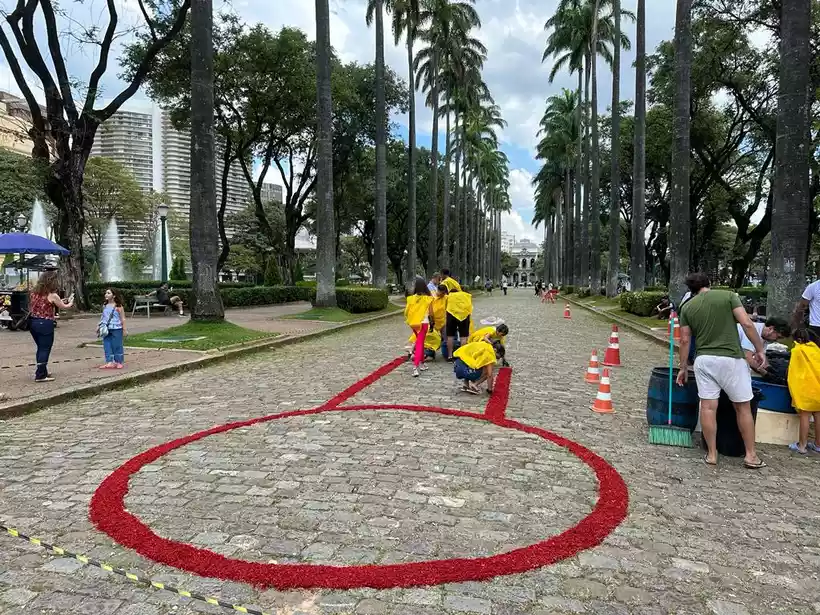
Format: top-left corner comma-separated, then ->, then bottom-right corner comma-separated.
703,456 -> 717,466
743,459 -> 767,469
789,442 -> 808,454
807,442 -> 820,453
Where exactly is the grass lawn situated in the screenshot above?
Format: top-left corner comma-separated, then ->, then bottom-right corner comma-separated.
282,303 -> 402,322
121,321 -> 276,351
577,295 -> 622,309
610,309 -> 670,331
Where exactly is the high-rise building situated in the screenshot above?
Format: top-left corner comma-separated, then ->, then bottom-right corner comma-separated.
260,182 -> 283,204
158,111 -> 250,221
91,110 -> 154,192
0,90 -> 47,156
501,231 -> 516,254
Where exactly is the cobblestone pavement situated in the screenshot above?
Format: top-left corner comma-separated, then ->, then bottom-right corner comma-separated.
0,304 -> 328,404
1,289 -> 819,615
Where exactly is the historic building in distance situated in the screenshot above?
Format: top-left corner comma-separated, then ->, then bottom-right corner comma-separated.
509,238 -> 541,286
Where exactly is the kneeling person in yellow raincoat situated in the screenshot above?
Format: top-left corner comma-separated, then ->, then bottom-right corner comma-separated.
788,328 -> 820,454
408,328 -> 442,363
453,340 -> 505,395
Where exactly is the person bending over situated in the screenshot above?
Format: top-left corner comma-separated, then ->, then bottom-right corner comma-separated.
453,340 -> 505,395
736,316 -> 790,374
444,289 -> 472,361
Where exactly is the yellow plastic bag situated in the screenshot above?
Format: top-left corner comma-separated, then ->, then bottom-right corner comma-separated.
788,342 -> 820,412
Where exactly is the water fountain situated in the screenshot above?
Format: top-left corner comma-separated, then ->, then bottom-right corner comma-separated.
152,220 -> 173,281
102,218 -> 124,281
29,200 -> 51,238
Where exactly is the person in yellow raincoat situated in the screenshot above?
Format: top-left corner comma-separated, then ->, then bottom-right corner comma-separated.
444,289 -> 472,361
440,268 -> 462,292
404,277 -> 435,377
432,284 -> 449,340
787,328 -> 820,454
468,323 -> 509,346
453,340 -> 505,394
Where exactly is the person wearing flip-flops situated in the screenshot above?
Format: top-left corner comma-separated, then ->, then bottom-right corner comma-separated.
453,340 -> 505,395
676,273 -> 768,469
787,328 -> 820,454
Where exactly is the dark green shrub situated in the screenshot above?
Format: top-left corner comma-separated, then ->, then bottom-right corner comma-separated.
329,288 -> 389,313
577,286 -> 591,298
169,257 -> 187,281
220,286 -> 313,307
563,285 -> 576,295
264,258 -> 282,286
620,291 -> 666,316
293,261 -> 305,282
737,286 -> 767,302
645,285 -> 667,292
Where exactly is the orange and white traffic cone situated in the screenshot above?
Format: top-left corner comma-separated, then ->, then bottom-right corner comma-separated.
672,312 -> 681,343
585,349 -> 600,384
564,304 -> 572,319
602,325 -> 622,367
591,368 -> 615,413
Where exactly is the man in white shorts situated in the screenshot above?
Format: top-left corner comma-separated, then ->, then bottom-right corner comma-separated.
792,277 -> 820,338
676,273 -> 768,468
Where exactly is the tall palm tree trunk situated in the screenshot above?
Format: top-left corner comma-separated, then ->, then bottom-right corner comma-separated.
189,0 -> 224,320
769,0 -> 812,318
591,46 -> 602,295
428,52 -> 440,276
406,36 -> 417,289
670,0 -> 693,300
581,53 -> 592,289
452,112 -> 461,276
573,68 -> 583,287
459,125 -> 468,279
373,0 -> 388,287
442,99 -> 452,267
606,0 -> 620,297
579,54 -> 590,287
315,0 -> 336,307
631,0 -> 646,291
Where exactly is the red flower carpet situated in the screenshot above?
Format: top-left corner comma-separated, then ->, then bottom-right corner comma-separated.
90,357 -> 629,590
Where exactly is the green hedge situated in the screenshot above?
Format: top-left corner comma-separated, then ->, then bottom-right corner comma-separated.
296,279 -> 352,288
619,290 -> 667,316
87,284 -> 313,310
577,286 -> 591,298
562,285 -> 576,295
326,288 -> 389,313
645,285 -> 667,292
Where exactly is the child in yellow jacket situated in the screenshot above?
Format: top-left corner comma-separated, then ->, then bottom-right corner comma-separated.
404,277 -> 435,378
788,328 -> 820,454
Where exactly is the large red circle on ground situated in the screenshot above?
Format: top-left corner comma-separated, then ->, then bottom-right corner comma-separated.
90,405 -> 629,589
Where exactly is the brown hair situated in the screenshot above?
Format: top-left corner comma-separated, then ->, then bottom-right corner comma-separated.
33,271 -> 59,296
105,288 -> 123,308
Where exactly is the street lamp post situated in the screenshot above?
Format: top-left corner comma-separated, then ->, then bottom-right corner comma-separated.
157,204 -> 169,282
15,214 -> 27,282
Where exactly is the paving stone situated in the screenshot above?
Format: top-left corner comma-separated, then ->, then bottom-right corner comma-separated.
0,587 -> 38,606
706,599 -> 752,615
40,558 -> 85,574
442,593 -> 492,614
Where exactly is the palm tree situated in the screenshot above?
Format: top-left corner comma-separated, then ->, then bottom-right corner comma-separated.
366,0 -> 388,288
606,0 -> 620,297
769,0 -> 812,317
669,0 -> 693,300
189,0 -> 223,320
315,0 -> 336,307
630,0 -> 646,291
391,0 -> 421,289
415,0 -> 482,272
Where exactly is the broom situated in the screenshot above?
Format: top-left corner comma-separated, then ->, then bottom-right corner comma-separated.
648,315 -> 693,447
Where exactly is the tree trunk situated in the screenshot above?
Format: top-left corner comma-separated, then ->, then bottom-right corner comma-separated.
442,99 -> 452,268
669,0 -> 693,301
769,0 -> 812,319
579,55 -> 590,287
406,37 -> 417,290
573,68 -> 583,288
189,0 -> 224,321
606,0 -> 620,297
428,52 -> 440,276
216,144 -> 233,272
373,0 -> 388,288
459,125 -> 468,279
589,48 -> 600,292
315,0 -> 337,307
631,0 -> 647,291
452,113 -> 461,277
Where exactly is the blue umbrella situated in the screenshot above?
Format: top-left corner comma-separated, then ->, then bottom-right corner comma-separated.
0,233 -> 69,255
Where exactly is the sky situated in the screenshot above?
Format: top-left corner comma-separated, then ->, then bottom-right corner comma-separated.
0,0 -> 678,244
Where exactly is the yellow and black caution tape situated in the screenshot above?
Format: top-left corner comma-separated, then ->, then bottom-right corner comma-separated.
1,523 -> 270,615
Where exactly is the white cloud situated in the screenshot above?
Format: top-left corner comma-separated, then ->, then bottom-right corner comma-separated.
501,168 -> 542,243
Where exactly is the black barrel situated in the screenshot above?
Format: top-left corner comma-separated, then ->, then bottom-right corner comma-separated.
701,389 -> 763,457
646,367 -> 699,432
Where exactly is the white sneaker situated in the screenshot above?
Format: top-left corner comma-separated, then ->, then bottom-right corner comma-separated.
412,367 -> 420,377
419,363 -> 429,371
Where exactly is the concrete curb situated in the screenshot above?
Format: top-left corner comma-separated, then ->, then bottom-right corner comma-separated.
561,295 -> 678,350
0,309 -> 403,420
